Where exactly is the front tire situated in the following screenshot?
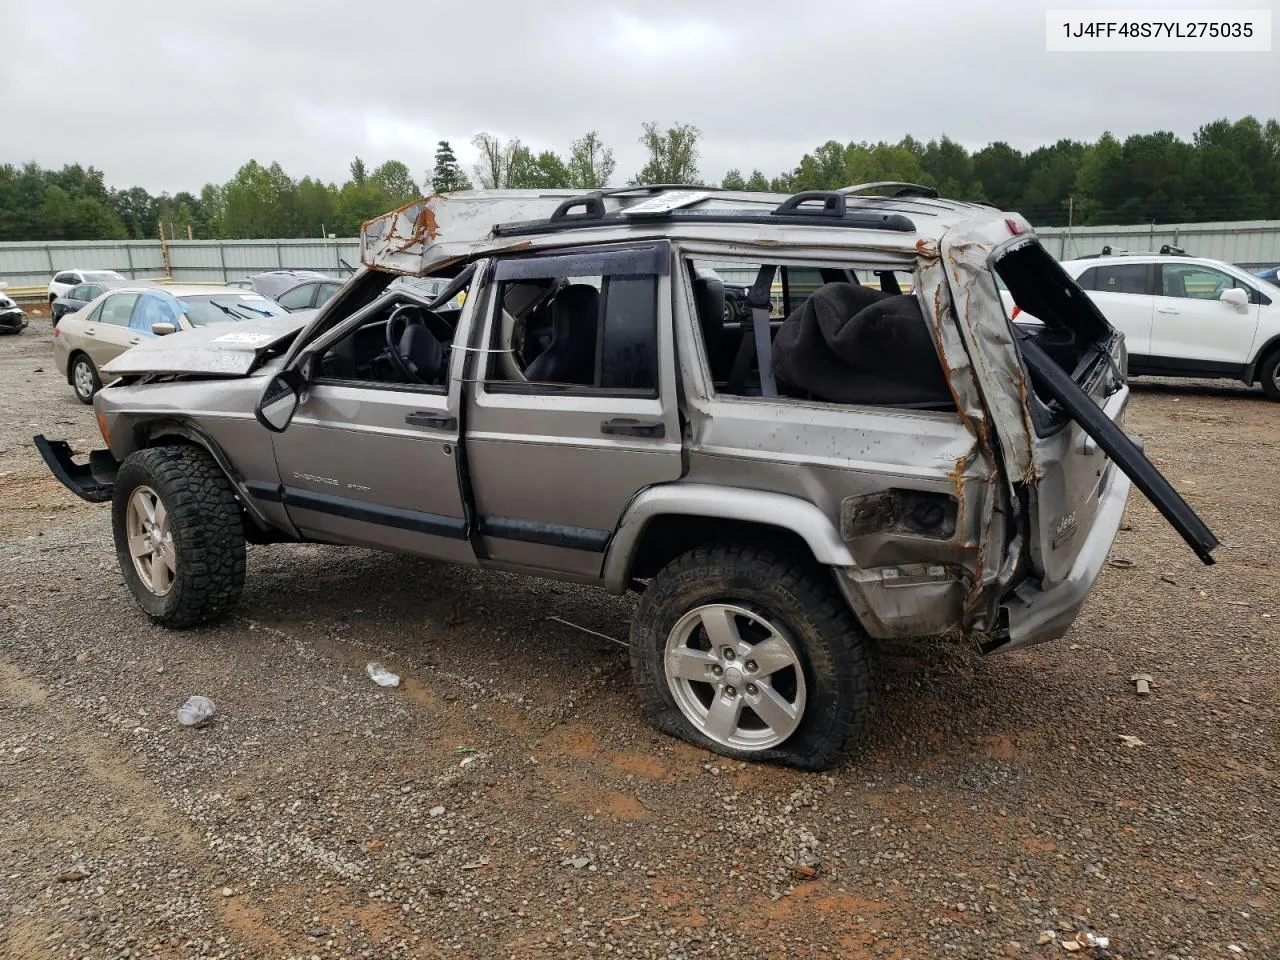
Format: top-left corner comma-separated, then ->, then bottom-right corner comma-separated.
112,446 -> 246,627
630,543 -> 879,770
70,354 -> 100,404
1258,349 -> 1280,402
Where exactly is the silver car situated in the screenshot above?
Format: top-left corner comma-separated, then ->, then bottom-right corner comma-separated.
36,185 -> 1218,769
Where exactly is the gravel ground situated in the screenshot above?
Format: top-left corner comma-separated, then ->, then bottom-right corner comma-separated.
1,317 -> 1276,960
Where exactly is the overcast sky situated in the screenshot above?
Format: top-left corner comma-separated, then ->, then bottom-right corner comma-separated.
2,0 -> 1276,194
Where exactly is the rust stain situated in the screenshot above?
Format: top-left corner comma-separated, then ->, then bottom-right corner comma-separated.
414,203 -> 440,241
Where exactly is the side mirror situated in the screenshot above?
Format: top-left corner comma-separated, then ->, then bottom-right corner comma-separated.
152,322 -> 177,336
254,369 -> 304,432
1220,287 -> 1249,309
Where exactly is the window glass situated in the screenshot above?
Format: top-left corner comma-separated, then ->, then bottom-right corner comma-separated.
277,283 -> 317,310
54,272 -> 79,285
177,293 -> 286,326
1075,267 -> 1097,291
317,282 -> 341,303
68,284 -> 94,301
131,291 -> 183,334
1090,263 -> 1149,296
486,250 -> 662,395
1160,264 -> 1247,301
83,271 -> 124,282
98,293 -> 140,327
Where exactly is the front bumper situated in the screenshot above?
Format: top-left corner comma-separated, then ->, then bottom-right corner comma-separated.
0,307 -> 26,331
999,464 -> 1133,650
33,435 -> 117,503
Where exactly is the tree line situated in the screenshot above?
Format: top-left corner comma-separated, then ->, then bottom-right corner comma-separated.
1,116 -> 1276,241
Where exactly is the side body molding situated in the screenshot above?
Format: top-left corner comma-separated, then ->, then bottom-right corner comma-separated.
602,483 -> 854,592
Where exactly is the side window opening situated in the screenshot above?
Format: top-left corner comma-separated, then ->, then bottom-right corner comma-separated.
485,247 -> 662,397
685,258 -> 947,412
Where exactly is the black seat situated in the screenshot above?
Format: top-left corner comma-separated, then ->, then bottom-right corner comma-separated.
691,274 -> 728,378
524,284 -> 600,384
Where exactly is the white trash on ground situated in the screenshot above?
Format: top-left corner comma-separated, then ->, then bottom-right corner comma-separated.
177,695 -> 215,727
366,662 -> 401,687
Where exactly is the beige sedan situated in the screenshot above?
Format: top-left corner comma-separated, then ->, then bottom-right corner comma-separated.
53,284 -> 288,403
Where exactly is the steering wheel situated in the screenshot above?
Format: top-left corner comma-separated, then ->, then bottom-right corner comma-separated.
385,303 -> 451,384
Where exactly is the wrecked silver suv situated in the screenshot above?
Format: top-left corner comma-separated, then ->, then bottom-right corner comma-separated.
36,184 -> 1218,769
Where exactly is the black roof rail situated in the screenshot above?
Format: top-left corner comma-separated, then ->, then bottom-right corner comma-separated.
603,184 -> 722,196
772,191 -> 846,218
549,193 -> 606,223
1159,243 -> 1188,256
492,207 -> 916,239
839,181 -> 939,199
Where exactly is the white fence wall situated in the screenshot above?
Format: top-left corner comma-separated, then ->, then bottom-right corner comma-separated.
2,220 -> 1278,290
0,238 -> 361,288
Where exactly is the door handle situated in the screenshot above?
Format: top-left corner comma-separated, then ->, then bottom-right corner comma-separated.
128,337 -> 140,345
84,328 -> 96,336
601,418 -> 665,438
1156,306 -> 1178,314
405,412 -> 456,430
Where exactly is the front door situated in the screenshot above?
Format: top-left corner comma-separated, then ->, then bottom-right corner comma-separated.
85,292 -> 143,370
464,243 -> 684,578
268,286 -> 478,564
1150,262 -> 1260,371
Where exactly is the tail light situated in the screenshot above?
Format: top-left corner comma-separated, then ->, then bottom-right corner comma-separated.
1011,305 -> 1022,319
1005,216 -> 1030,236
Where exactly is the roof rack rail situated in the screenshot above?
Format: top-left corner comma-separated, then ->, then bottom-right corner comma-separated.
1159,243 -> 1188,256
838,181 -> 939,199
772,191 -> 847,218
603,184 -> 723,196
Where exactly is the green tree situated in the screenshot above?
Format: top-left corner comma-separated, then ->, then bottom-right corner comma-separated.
745,170 -> 770,191
471,132 -> 522,189
971,142 -> 1026,210
567,131 -> 615,189
721,169 -> 746,190
430,140 -> 472,193
371,160 -> 419,203
631,122 -> 701,185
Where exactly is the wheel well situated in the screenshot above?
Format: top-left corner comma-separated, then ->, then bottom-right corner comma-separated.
1253,338 -> 1280,381
625,515 -> 817,582
65,350 -> 87,384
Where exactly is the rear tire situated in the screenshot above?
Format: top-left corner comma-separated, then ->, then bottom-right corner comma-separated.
630,542 -> 879,770
70,353 -> 100,404
1258,349 -> 1280,402
112,445 -> 246,627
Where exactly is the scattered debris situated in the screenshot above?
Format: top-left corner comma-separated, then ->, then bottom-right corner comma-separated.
307,927 -> 326,938
563,856 -> 591,869
55,870 -> 88,883
452,746 -> 477,755
429,805 -> 445,818
461,856 -> 490,870
361,840 -> 384,853
177,695 -> 215,727
1038,932 -> 1054,945
1061,939 -> 1081,952
365,661 -> 401,687
1130,672 -> 1153,696
1159,574 -> 1178,585
1107,557 -> 1135,569
547,615 -> 628,648
791,853 -> 822,880
1118,735 -> 1145,748
221,886 -> 233,897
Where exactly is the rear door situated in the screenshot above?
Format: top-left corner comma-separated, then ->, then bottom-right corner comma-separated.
932,221 -> 1216,594
463,243 -> 683,578
1074,261 -> 1156,360
1151,262 -> 1260,369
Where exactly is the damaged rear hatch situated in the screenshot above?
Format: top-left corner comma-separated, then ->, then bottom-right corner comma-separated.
102,311 -> 313,378
934,216 -> 1218,648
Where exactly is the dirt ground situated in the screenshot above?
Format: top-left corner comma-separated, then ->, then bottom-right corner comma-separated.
1,317 -> 1276,960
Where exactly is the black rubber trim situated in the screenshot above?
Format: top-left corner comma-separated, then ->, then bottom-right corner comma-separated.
281,486 -> 468,539
477,516 -> 610,552
1128,354 -> 1247,379
244,481 -> 283,502
33,435 -> 115,503
1019,337 -> 1220,565
494,242 -> 670,280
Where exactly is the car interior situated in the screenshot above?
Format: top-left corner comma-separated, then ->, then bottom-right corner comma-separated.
685,259 -> 955,411
315,276 -> 467,388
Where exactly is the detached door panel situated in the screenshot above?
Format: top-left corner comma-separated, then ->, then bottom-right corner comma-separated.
464,243 -> 683,579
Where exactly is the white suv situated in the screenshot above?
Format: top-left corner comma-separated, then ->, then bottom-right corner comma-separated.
47,269 -> 126,305
1035,253 -> 1280,400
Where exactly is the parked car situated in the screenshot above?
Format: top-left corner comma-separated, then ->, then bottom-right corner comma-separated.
0,284 -> 27,333
228,270 -> 331,300
1255,265 -> 1280,285
273,277 -> 344,312
51,278 -> 134,325
52,284 -> 290,403
47,269 -> 126,304
35,186 -> 1217,769
1008,251 -> 1280,400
